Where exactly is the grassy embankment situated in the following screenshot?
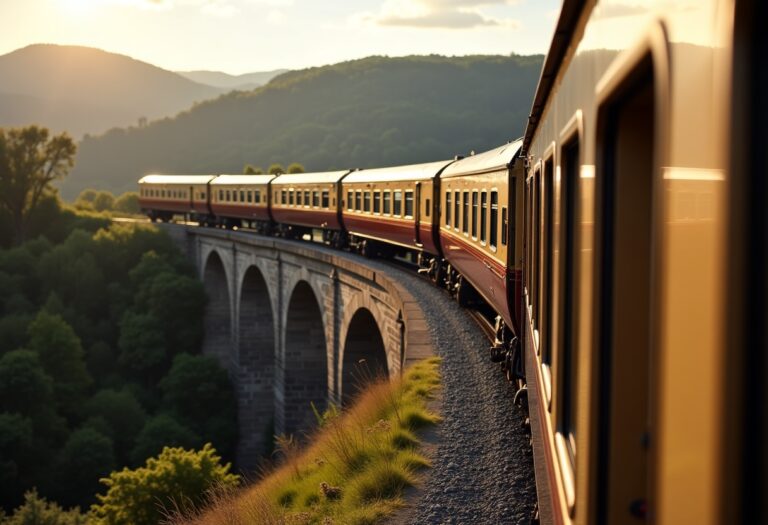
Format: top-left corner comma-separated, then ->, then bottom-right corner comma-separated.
179,357 -> 442,525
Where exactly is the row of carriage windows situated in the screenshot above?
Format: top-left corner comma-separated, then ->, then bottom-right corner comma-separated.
142,188 -> 201,200
345,189 -> 414,218
444,190 -> 507,250
217,189 -> 262,204
276,189 -> 331,208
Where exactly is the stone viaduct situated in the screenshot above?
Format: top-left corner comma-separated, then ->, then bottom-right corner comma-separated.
160,225 -> 433,471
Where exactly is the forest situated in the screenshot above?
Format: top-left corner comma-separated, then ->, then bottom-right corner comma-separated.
63,54 -> 543,198
0,126 -> 238,520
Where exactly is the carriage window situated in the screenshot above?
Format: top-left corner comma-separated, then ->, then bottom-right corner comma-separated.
355,190 -> 362,211
202,191 -> 207,200
446,191 -> 452,226
240,190 -> 245,202
322,191 -> 329,208
490,191 -> 498,250
501,207 -> 508,246
471,191 -> 479,239
282,190 -> 287,204
304,190 -> 310,206
218,190 -> 223,201
256,190 -> 262,203
226,190 -> 232,202
383,191 -> 391,214
289,191 -> 295,205
364,191 -> 371,212
393,190 -> 402,216
247,191 -> 253,203
481,191 -> 488,243
373,191 -> 381,213
404,190 -> 414,217
347,191 -> 353,210
426,198 -> 431,217
297,191 -> 303,205
462,191 -> 469,234
454,191 -> 460,230
313,191 -> 320,207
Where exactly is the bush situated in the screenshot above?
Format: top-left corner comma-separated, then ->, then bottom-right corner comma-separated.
53,428 -> 116,507
0,489 -> 87,525
91,444 -> 239,525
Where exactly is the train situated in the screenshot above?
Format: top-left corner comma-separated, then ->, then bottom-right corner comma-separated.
138,0 -> 765,523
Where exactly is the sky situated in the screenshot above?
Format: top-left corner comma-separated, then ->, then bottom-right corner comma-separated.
0,0 -> 561,74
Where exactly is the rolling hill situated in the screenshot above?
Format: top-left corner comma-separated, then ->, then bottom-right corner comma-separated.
63,54 -> 543,199
0,44 -> 225,137
176,69 -> 289,91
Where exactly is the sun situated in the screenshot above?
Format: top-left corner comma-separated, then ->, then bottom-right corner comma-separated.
57,0 -> 96,16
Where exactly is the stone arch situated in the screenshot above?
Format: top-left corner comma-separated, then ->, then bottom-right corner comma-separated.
237,265 -> 275,466
283,280 -> 328,435
202,250 -> 232,370
341,308 -> 389,405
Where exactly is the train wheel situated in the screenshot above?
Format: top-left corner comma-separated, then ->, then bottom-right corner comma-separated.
456,276 -> 469,307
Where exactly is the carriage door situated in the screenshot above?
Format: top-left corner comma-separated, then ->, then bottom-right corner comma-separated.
595,60 -> 657,525
414,182 -> 422,245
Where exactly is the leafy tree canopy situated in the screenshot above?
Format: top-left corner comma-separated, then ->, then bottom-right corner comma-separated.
90,444 -> 239,525
242,164 -> 263,174
268,163 -> 285,175
0,126 -> 77,245
286,162 -> 305,173
0,489 -> 87,525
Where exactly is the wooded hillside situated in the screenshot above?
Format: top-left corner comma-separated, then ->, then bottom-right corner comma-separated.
62,54 -> 542,199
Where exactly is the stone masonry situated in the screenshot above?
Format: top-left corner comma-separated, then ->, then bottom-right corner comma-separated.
159,224 -> 433,472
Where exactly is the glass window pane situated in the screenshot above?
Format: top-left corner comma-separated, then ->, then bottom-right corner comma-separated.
394,190 -> 402,216
322,191 -> 330,208
490,191 -> 498,249
472,191 -> 478,238
462,191 -> 469,234
454,191 -> 460,229
404,190 -> 413,217
355,190 -> 362,211
481,191 -> 487,243
304,190 -> 310,206
446,191 -> 451,226
364,191 -> 371,212
347,190 -> 353,210
373,191 -> 381,213
313,191 -> 320,207
383,191 -> 391,214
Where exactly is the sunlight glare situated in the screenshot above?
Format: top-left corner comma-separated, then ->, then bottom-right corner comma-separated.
57,0 -> 97,16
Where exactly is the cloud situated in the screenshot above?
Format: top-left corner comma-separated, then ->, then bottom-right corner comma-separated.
354,0 -> 520,30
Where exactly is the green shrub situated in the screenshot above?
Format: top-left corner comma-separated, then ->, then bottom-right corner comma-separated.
91,444 -> 239,525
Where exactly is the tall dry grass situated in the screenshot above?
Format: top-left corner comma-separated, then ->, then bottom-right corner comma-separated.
166,357 -> 441,525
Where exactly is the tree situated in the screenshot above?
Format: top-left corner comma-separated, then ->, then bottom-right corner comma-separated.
113,192 -> 139,214
27,311 -> 92,417
287,162 -> 305,174
0,350 -> 54,416
85,389 -> 146,463
53,428 -> 116,508
117,312 -> 166,376
159,354 -> 236,458
91,444 -> 239,525
0,126 -> 77,245
90,191 -> 114,212
0,413 -> 35,505
242,164 -> 263,175
0,489 -> 87,525
130,415 -> 201,465
267,163 -> 285,175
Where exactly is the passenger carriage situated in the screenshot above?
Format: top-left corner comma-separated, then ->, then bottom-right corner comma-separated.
341,160 -> 454,257
137,174 -> 216,222
209,174 -> 275,229
270,171 -> 350,243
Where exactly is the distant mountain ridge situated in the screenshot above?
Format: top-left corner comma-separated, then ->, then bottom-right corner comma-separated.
0,44 -> 226,137
64,54 -> 543,199
176,69 -> 289,91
